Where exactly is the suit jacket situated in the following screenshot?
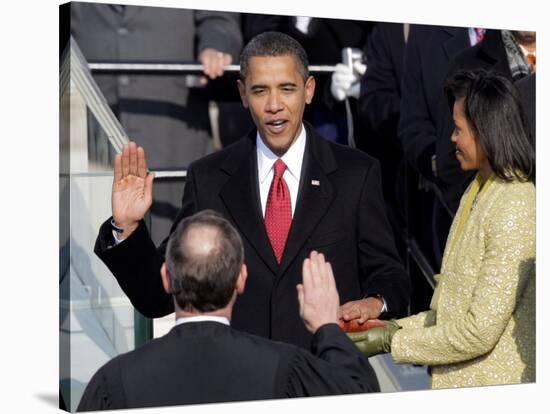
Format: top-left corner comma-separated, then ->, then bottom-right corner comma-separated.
391,176 -> 535,388
77,322 -> 380,410
359,22 -> 405,145
357,22 -> 407,223
95,122 -> 410,349
448,29 -> 512,78
398,25 -> 471,185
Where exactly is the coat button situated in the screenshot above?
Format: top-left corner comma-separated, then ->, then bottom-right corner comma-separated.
118,75 -> 130,86
118,27 -> 128,36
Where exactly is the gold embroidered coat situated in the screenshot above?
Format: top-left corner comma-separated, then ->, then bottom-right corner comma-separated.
391,176 -> 535,388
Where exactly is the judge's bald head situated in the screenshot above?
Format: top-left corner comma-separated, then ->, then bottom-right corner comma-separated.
165,210 -> 244,312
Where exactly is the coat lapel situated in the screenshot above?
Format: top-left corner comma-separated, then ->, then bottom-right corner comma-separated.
220,125 -> 338,278
219,133 -> 279,276
277,124 -> 337,277
479,30 -> 512,77
442,26 -> 469,61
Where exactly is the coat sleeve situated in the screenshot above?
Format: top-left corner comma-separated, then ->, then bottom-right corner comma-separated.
284,324 -> 380,396
94,219 -> 173,318
396,272 -> 439,329
359,22 -> 403,145
194,10 -> 243,62
396,310 -> 436,330
398,26 -> 437,180
391,186 -> 535,365
357,160 -> 411,318
93,164 -> 201,318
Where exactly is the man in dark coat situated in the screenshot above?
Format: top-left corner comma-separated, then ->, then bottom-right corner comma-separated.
79,211 -> 379,411
357,22 -> 407,246
94,31 -> 410,350
398,25 -> 472,268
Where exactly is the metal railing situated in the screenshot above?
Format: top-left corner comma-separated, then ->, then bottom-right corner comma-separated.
88,62 -> 338,74
66,38 -> 129,154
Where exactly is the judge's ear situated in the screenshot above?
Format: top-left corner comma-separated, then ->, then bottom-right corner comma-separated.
160,262 -> 173,294
235,264 -> 248,295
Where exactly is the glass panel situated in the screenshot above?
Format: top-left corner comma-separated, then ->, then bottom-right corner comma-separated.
59,38 -> 137,412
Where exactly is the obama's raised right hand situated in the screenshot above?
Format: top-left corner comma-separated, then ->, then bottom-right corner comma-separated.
111,142 -> 155,240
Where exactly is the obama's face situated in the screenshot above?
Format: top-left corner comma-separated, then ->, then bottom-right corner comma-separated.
238,55 -> 315,157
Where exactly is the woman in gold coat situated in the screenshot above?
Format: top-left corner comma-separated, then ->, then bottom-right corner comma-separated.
350,69 -> 536,388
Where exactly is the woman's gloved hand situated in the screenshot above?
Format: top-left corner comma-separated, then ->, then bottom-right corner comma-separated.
346,320 -> 401,357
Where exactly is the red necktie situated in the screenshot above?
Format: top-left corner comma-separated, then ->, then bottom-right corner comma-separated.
265,159 -> 292,264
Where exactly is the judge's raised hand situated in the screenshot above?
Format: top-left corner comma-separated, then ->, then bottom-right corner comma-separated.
297,251 -> 340,333
111,142 -> 155,240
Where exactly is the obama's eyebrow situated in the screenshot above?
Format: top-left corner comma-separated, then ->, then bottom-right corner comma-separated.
250,82 -> 298,91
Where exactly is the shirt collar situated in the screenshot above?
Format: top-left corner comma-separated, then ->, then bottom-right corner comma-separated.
468,27 -> 486,46
175,315 -> 230,326
256,124 -> 307,184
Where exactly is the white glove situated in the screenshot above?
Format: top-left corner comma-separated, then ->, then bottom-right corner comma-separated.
330,61 -> 367,101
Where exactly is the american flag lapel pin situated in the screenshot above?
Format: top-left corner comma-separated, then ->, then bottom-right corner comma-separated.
311,180 -> 320,186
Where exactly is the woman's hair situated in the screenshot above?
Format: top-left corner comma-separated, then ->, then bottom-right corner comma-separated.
444,69 -> 535,182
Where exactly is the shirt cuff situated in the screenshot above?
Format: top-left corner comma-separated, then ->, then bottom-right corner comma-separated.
112,230 -> 123,246
365,294 -> 388,313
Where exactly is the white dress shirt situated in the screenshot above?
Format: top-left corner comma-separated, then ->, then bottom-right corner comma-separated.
256,124 -> 307,218
175,315 -> 230,326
